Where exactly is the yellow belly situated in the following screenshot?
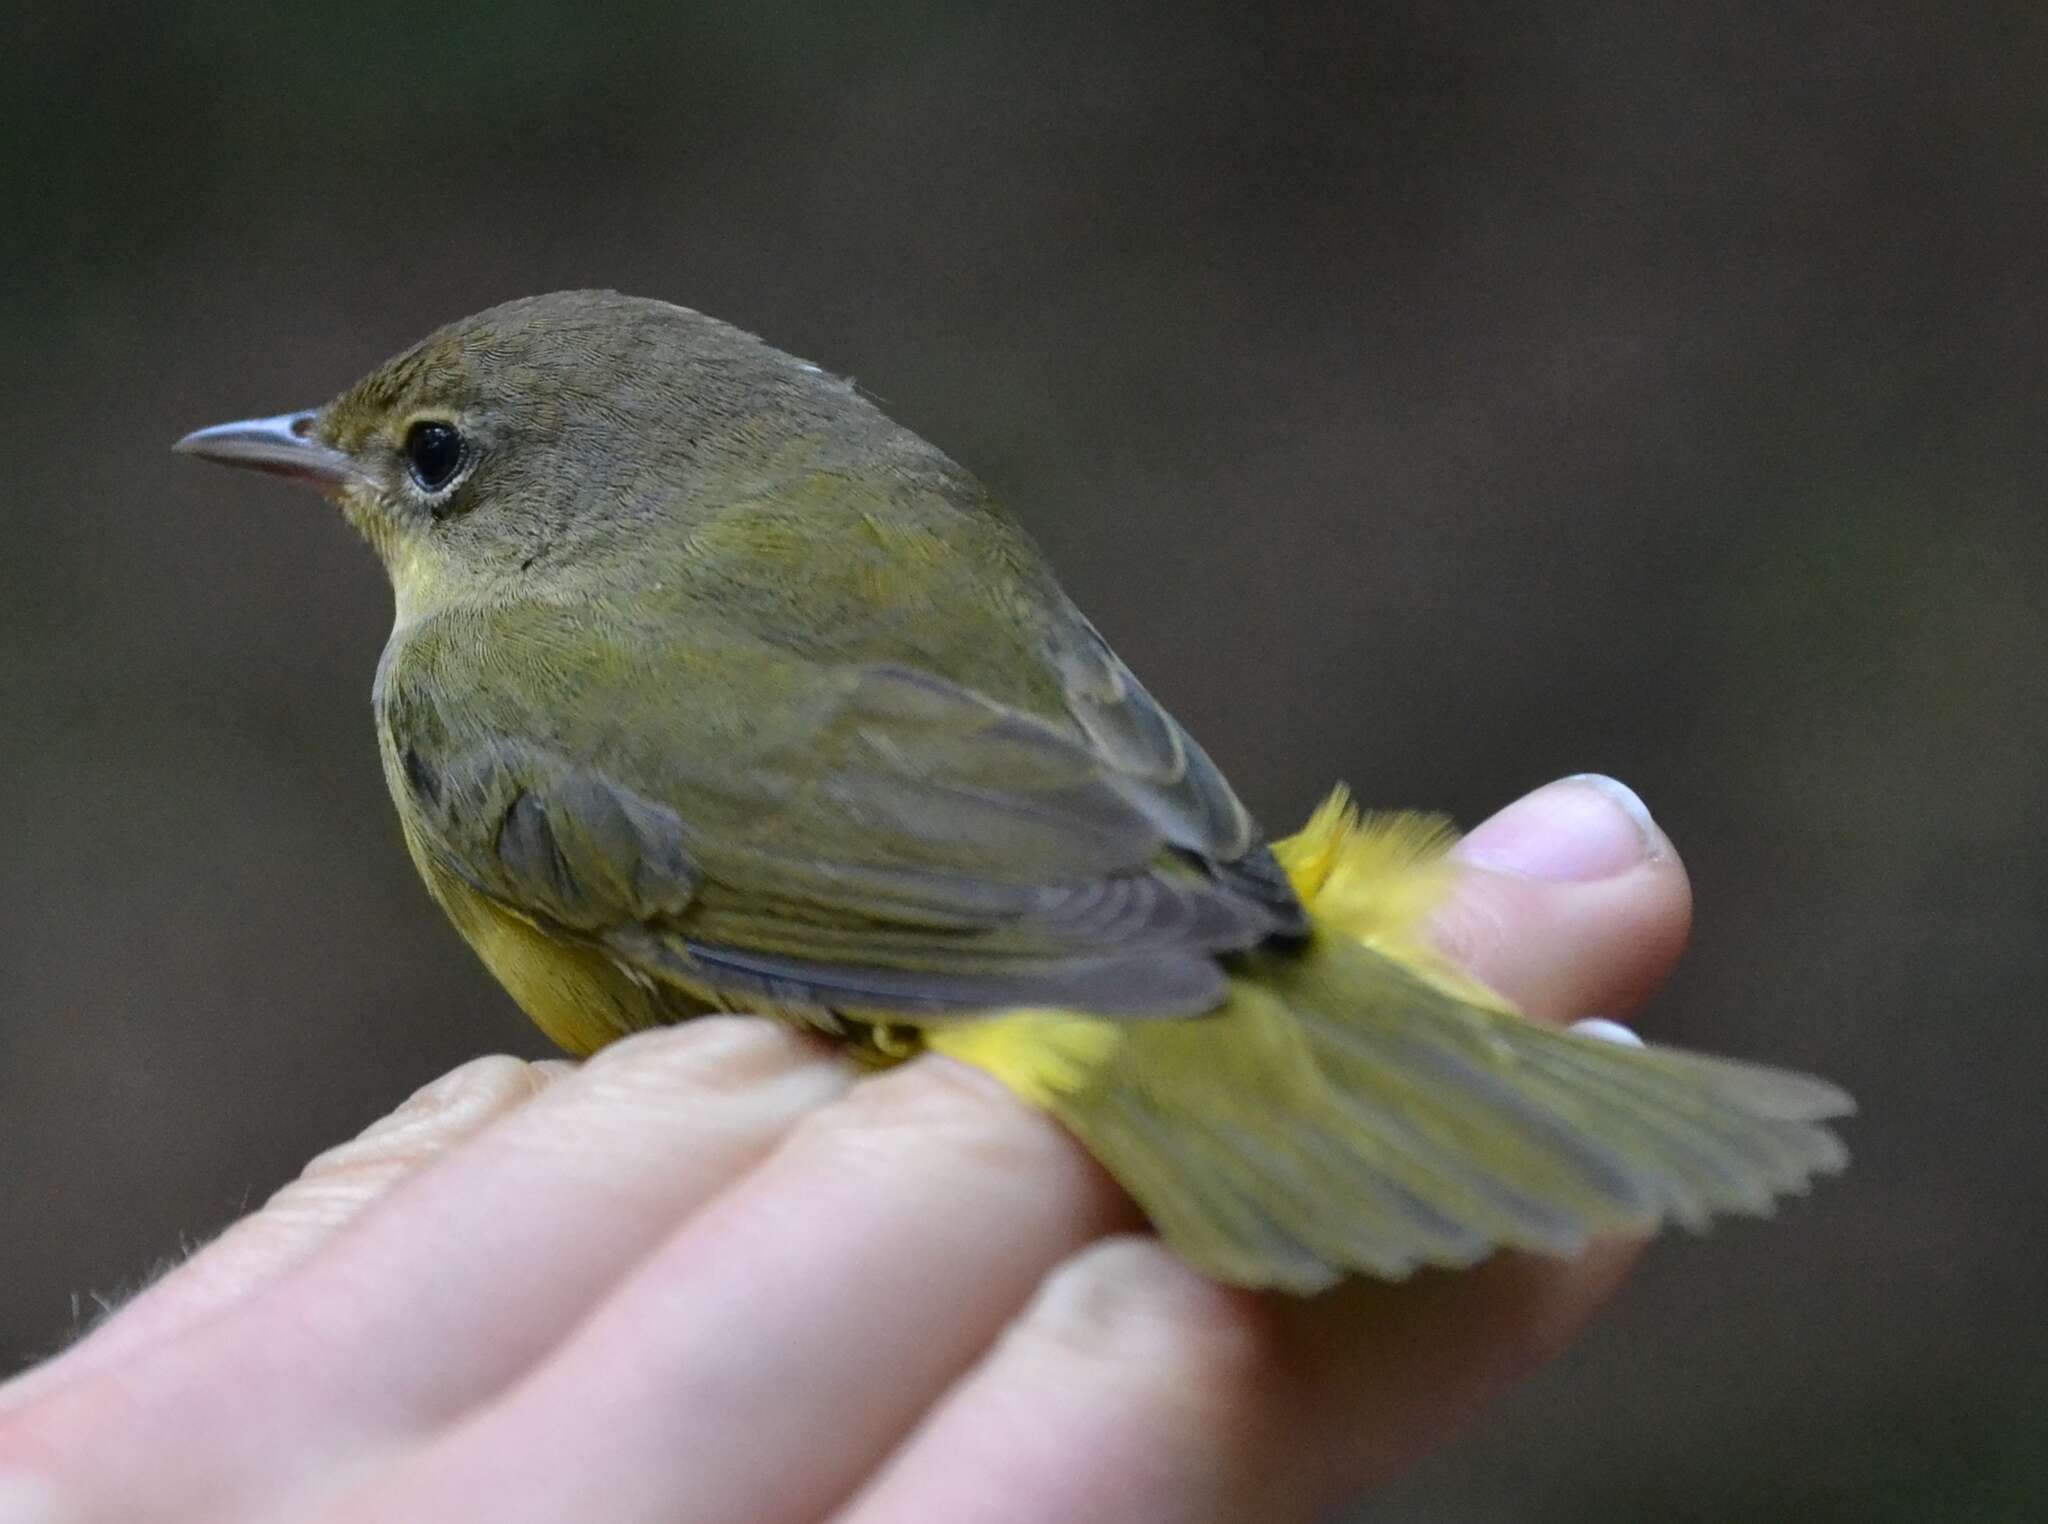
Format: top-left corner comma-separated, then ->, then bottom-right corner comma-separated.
413,839 -> 703,1056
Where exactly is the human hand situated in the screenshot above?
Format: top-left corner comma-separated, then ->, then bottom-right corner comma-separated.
0,774 -> 1690,1523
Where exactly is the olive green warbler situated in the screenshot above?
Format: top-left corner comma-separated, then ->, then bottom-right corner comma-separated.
175,290 -> 1850,1292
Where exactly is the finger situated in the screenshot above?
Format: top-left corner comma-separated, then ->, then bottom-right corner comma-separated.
0,1020 -> 851,1523
835,1236 -> 1303,1524
1442,773 -> 1693,1024
838,776 -> 1688,1523
314,1057 -> 1141,1524
0,1056 -> 560,1416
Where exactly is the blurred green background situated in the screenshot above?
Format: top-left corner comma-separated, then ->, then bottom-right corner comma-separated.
3,2 -> 2041,1518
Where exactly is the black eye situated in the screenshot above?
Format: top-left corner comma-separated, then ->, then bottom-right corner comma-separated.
405,420 -> 465,492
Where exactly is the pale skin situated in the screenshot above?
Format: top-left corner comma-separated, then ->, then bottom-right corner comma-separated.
0,774 -> 1692,1523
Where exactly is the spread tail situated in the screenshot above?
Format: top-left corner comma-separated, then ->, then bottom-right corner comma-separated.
930,789 -> 1852,1293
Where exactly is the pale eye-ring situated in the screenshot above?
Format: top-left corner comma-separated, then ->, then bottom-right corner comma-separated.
405,420 -> 465,492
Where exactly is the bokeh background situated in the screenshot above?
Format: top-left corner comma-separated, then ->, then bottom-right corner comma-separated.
3,3 -> 2041,1518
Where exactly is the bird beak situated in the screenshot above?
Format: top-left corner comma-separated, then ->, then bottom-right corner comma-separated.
173,410 -> 359,489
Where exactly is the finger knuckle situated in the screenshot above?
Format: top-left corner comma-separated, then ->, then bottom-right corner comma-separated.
578,1016 -> 829,1099
786,1055 -> 1065,1181
1426,874 -> 1523,976
1015,1235 -> 1279,1413
300,1054 -> 541,1180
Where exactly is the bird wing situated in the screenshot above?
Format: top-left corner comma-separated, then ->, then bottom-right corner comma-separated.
381,610 -> 1303,1022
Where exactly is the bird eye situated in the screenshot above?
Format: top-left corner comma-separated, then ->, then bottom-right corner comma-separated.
405,420 -> 465,492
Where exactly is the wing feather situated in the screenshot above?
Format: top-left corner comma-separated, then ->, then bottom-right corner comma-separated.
385,621 -> 1303,1020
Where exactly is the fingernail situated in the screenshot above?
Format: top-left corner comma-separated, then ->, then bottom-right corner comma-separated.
1455,774 -> 1669,882
1569,1017 -> 1646,1048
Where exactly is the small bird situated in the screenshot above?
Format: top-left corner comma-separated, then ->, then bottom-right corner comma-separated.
176,291 -> 1850,1292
